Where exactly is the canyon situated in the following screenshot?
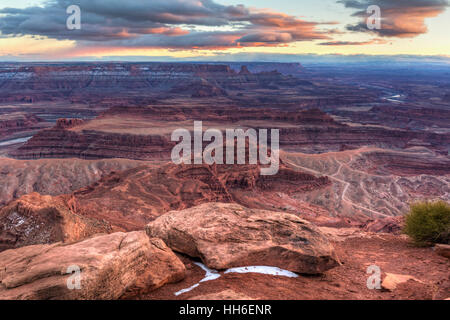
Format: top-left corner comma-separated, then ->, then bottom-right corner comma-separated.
9,106 -> 449,160
0,62 -> 448,300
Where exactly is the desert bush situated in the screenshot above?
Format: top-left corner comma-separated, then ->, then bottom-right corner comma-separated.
404,200 -> 450,246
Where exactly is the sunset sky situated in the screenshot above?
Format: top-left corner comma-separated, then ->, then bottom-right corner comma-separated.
0,0 -> 449,61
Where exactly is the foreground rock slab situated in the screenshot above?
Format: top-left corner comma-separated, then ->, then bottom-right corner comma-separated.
146,203 -> 339,274
381,273 -> 422,291
0,231 -> 185,300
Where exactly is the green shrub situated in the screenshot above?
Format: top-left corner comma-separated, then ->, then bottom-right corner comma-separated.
404,201 -> 450,246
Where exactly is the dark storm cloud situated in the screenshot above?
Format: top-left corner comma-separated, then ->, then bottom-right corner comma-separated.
338,0 -> 449,37
0,0 -> 331,50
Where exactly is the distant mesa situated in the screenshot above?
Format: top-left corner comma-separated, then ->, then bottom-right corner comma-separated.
170,79 -> 228,98
8,107 -> 339,160
0,113 -> 47,140
0,62 -> 304,103
239,65 -> 252,75
55,118 -> 85,129
9,106 -> 449,160
229,62 -> 305,76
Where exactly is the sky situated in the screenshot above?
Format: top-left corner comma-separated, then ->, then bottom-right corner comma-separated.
0,0 -> 449,61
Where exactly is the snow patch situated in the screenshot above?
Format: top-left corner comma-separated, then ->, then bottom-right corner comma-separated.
174,283 -> 199,296
225,266 -> 299,278
174,262 -> 220,296
8,211 -> 26,228
195,262 -> 221,282
174,263 -> 298,296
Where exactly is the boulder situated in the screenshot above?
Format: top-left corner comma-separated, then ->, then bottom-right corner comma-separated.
146,202 -> 339,274
381,273 -> 422,291
0,231 -> 185,300
434,244 -> 450,259
363,216 -> 404,234
0,193 -> 112,252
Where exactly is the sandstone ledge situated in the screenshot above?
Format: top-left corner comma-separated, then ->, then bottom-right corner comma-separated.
0,231 -> 185,300
146,202 -> 340,274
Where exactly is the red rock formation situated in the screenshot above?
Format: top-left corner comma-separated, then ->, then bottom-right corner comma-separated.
170,79 -> 228,98
146,202 -> 340,274
9,128 -> 175,160
0,158 -> 332,249
230,62 -> 304,75
101,106 -> 337,124
239,66 -> 252,75
0,63 -> 246,103
0,113 -> 46,140
68,161 -> 331,231
145,230 -> 450,300
6,108 -> 334,160
0,193 -> 111,252
0,231 -> 185,299
11,105 -> 449,160
279,125 -> 450,154
362,216 -> 404,234
0,158 -> 145,206
361,150 -> 450,175
434,244 -> 450,259
55,118 -> 85,129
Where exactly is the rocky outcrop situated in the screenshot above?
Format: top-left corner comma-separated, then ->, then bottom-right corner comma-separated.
55,118 -> 85,129
10,106 -> 449,160
0,158 -> 330,239
279,125 -> 450,154
434,244 -> 450,259
0,193 -> 111,252
362,217 -> 404,234
229,62 -> 304,76
101,106 -> 336,125
0,62 -> 298,103
0,113 -> 50,149
0,231 -> 185,300
0,113 -> 44,139
365,106 -> 450,131
381,273 -> 423,291
9,127 -> 175,160
69,162 -> 330,231
364,150 -> 450,175
239,66 -> 252,75
0,157 -> 143,207
170,79 -> 228,98
146,202 -> 340,274
0,63 -> 235,93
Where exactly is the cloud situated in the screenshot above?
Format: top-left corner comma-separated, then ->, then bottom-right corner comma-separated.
338,0 -> 449,37
0,0 -> 330,51
319,38 -> 388,45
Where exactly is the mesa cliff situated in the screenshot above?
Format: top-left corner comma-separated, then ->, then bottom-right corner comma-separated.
10,107 -> 449,160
